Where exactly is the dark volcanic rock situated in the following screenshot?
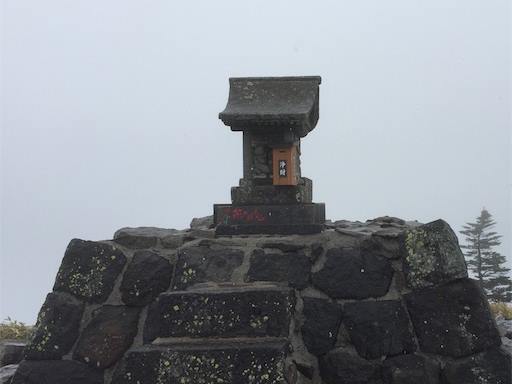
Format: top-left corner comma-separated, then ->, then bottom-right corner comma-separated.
24,292 -> 84,360
74,305 -> 140,369
12,360 -> 103,384
173,246 -> 244,289
144,286 -> 294,343
312,247 -> 393,299
246,249 -> 310,289
0,342 -> 25,366
319,348 -> 382,384
382,354 -> 440,384
112,340 -> 289,384
344,300 -> 416,359
120,250 -> 173,306
301,297 -> 342,356
441,347 -> 511,384
114,227 -> 178,249
401,220 -> 467,289
190,215 -> 214,229
0,364 -> 17,384
405,278 -> 501,357
257,240 -> 306,253
53,239 -> 126,303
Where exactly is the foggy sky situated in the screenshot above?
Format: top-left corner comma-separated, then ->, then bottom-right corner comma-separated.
1,0 -> 511,323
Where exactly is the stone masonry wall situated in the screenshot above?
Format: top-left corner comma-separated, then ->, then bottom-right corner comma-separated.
10,216 -> 511,384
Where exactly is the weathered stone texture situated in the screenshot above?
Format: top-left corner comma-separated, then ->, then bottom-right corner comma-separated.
120,250 -> 173,306
144,286 -> 294,342
74,305 -> 140,369
12,360 -> 103,384
114,227 -> 179,249
405,278 -> 501,357
53,239 -> 126,302
112,340 -> 290,384
401,220 -> 467,289
301,297 -> 342,356
382,354 -> 440,384
173,246 -> 244,289
319,348 -> 382,384
312,247 -> 393,299
24,292 -> 83,360
0,342 -> 25,366
441,347 -> 511,384
246,249 -> 310,289
343,300 -> 416,359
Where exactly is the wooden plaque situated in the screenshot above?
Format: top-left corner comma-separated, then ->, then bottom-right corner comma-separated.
272,146 -> 297,186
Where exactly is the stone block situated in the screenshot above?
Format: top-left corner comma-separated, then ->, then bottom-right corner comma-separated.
112,339 -> 291,384
144,285 -> 294,343
24,292 -> 84,360
113,227 -> 178,249
382,354 -> 440,384
11,360 -> 103,384
405,278 -> 501,357
0,342 -> 25,366
53,239 -> 126,303
120,250 -> 173,306
319,348 -> 382,384
343,300 -> 416,359
246,249 -> 311,289
312,247 -> 393,299
214,203 -> 325,235
301,297 -> 342,356
231,178 -> 313,205
441,347 -> 511,384
73,305 -> 140,369
0,364 -> 17,384
173,246 -> 244,290
401,220 -> 467,289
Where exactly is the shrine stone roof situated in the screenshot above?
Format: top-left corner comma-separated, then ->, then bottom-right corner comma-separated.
219,76 -> 321,137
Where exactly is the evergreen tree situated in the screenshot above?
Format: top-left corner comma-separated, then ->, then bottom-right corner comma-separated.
460,209 -> 512,302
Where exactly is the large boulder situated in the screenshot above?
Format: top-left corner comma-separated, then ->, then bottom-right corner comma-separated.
173,245 -> 244,289
405,278 -> 501,357
11,360 -> 103,384
343,300 -> 416,359
246,249 -> 311,289
73,305 -> 140,369
53,239 -> 126,303
401,220 -> 467,289
441,347 -> 511,384
0,342 -> 26,366
312,247 -> 393,299
319,348 -> 382,384
120,250 -> 173,306
24,292 -> 84,360
301,297 -> 342,356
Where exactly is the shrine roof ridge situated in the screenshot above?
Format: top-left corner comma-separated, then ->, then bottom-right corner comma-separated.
219,76 -> 321,137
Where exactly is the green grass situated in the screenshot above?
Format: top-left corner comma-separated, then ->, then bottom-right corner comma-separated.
0,317 -> 33,341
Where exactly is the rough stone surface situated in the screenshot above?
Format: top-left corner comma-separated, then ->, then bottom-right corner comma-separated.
312,247 -> 393,299
301,297 -> 342,356
0,364 -> 17,384
401,220 -> 467,289
344,300 -> 416,359
114,227 -> 178,249
53,239 -> 126,302
441,347 -> 511,384
11,360 -> 103,384
120,250 -> 173,306
144,285 -> 294,342
405,278 -> 501,357
246,249 -> 310,289
319,349 -> 382,384
232,178 -> 313,205
190,215 -> 214,229
112,340 -> 290,384
382,354 -> 440,384
24,292 -> 84,360
74,305 -> 140,369
0,342 -> 25,366
173,245 -> 244,289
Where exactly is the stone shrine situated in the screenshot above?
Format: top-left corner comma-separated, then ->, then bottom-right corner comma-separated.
214,76 -> 325,235
7,77 -> 511,384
